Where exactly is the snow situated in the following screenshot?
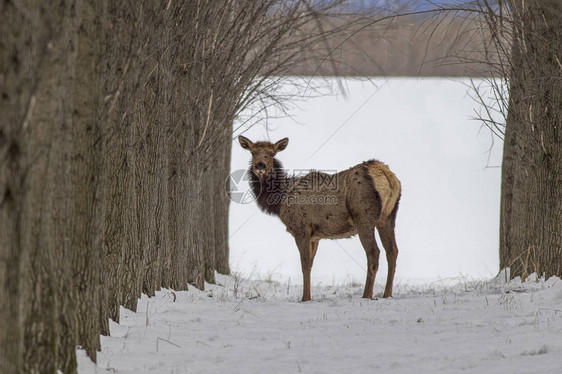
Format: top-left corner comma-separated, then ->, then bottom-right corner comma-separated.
78,273 -> 562,373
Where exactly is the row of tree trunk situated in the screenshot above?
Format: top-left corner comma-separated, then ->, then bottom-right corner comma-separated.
1,0 -> 355,372
0,1 -> 236,372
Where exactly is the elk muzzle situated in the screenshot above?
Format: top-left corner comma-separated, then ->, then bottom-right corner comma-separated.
253,160 -> 268,176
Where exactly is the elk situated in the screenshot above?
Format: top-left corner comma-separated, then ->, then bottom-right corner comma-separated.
238,136 -> 401,302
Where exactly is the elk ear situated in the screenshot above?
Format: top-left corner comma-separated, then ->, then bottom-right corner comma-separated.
238,135 -> 254,151
274,137 -> 289,153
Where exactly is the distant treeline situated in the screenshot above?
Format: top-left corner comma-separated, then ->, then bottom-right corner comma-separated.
283,14 -> 493,77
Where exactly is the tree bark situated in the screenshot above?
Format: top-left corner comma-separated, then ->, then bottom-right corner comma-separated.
500,0 -> 562,279
214,125 -> 232,275
11,2 -> 76,372
1,1 -> 31,370
68,0 -> 106,360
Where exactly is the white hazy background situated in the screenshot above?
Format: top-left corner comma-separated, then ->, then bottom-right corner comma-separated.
229,78 -> 503,286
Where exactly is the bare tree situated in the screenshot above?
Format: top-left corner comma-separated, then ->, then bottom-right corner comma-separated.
477,0 -> 562,279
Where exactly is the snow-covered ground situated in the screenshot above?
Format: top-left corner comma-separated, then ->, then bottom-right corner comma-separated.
78,273 -> 562,373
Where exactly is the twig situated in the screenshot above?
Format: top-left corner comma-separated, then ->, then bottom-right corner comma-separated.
156,337 -> 181,352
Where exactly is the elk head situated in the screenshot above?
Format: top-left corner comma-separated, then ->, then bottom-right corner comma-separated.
238,136 -> 289,178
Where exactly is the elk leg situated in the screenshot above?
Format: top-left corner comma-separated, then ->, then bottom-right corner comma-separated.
310,240 -> 319,266
357,226 -> 380,299
295,236 -> 314,302
377,222 -> 399,298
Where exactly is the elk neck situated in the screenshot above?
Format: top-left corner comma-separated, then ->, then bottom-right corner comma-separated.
249,158 -> 287,216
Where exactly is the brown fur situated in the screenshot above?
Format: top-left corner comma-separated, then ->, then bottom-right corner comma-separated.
239,136 -> 401,301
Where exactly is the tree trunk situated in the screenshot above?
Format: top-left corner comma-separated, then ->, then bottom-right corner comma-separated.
140,19 -> 171,295
0,114 -> 23,374
101,0 -> 147,322
7,2 -> 77,372
0,1 -> 32,370
500,0 -> 562,279
68,0 -> 106,360
1,1 -> 106,371
214,124 -> 233,275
